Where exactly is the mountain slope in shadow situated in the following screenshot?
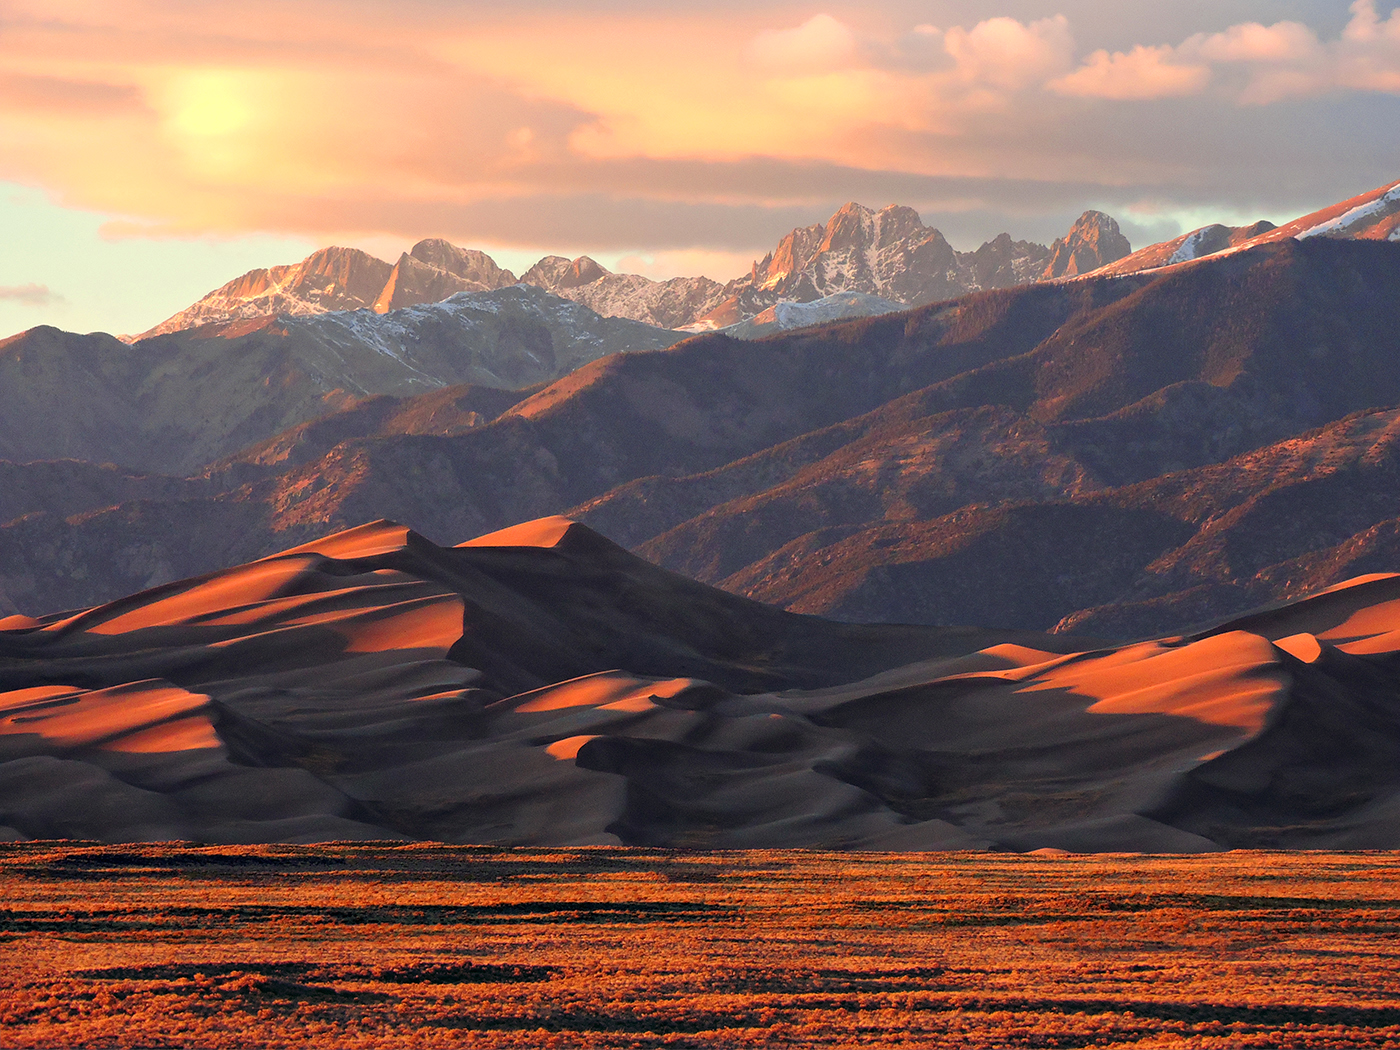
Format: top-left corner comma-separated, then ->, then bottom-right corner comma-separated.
3,238 -> 1399,638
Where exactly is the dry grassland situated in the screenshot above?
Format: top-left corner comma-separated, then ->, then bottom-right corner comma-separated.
2,845 -> 1399,1048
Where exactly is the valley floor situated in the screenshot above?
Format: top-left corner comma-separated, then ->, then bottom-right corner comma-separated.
2,845 -> 1399,1048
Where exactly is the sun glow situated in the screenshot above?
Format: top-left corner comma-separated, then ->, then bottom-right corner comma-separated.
165,72 -> 256,138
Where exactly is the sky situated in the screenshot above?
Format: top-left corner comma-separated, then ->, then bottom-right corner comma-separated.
1,0 -> 1398,337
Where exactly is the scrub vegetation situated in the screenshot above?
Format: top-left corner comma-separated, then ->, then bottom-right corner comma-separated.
3,844 -> 1399,1048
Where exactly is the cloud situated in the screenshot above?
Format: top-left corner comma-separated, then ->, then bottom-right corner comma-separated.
0,74 -> 143,113
1193,21 -> 1320,64
1335,0 -> 1400,93
748,14 -> 859,72
1050,45 -> 1211,100
0,283 -> 62,306
1198,1 -> 1400,102
0,0 -> 1396,262
1053,1 -> 1400,105
944,16 -> 1074,92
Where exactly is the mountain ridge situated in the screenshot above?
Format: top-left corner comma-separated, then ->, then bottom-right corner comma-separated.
108,176 -> 1400,347
136,204 -> 1132,339
5,235 -> 1400,641
3,286 -> 683,475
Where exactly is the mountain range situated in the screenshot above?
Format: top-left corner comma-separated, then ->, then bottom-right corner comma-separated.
1100,178 -> 1400,275
139,205 -> 1135,338
132,177 -> 1398,346
0,180 -> 1397,640
0,181 -> 1395,617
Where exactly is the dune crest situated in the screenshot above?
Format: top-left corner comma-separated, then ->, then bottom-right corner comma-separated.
277,520 -> 414,560
457,516 -> 579,549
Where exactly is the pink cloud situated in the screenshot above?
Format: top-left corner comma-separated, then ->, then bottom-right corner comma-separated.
748,14 -> 859,72
0,283 -> 62,306
1050,45 -> 1210,101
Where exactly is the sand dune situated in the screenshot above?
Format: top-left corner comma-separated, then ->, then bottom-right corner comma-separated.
1,516 -> 1398,849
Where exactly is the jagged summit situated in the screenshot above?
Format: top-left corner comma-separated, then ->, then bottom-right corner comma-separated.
139,246 -> 393,338
692,201 -> 1094,327
521,255 -> 610,290
374,240 -> 517,313
1042,210 -> 1133,278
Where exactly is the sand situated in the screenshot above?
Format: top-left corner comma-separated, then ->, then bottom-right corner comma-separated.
2,515 -> 1399,849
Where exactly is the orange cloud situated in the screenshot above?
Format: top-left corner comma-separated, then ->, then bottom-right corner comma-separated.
0,0 -> 1397,254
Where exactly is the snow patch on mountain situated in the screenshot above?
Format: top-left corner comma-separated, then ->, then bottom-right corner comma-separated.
722,292 -> 905,339
1298,182 -> 1400,240
280,284 -> 684,391
1167,226 -> 1225,265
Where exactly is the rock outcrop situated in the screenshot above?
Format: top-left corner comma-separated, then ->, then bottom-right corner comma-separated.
1041,210 -> 1133,278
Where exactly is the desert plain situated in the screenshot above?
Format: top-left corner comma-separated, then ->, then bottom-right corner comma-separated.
4,843 -> 1400,1049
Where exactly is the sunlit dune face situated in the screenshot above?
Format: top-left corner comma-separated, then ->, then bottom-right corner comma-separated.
504,673 -> 705,760
545,734 -> 598,760
194,591 -> 465,656
1241,577 -> 1400,656
0,685 -> 86,712
458,515 -> 577,549
279,520 -> 412,560
1274,632 -> 1323,663
1316,597 -> 1400,653
57,525 -> 465,659
0,680 -> 220,754
509,671 -> 699,713
82,556 -> 320,634
102,713 -> 222,753
964,632 -> 1287,733
1018,631 -> 1286,732
336,595 -> 464,654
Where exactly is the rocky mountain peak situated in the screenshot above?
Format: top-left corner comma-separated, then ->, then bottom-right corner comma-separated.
140,203 -> 1144,342
696,201 -> 1070,328
135,246 -> 394,339
373,240 -> 517,314
520,255 -> 614,291
820,202 -> 877,252
873,204 -> 930,246
1043,211 -> 1133,278
565,256 -> 610,288
407,239 -> 517,289
518,256 -> 725,330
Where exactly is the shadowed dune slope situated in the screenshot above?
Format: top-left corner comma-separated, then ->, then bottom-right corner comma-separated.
3,518 -> 1400,851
